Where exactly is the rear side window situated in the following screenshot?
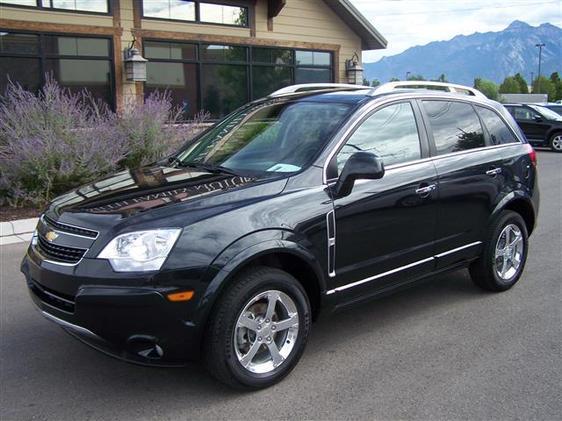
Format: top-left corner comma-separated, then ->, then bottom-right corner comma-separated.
512,107 -> 537,120
423,101 -> 485,155
476,106 -> 518,145
336,102 -> 421,173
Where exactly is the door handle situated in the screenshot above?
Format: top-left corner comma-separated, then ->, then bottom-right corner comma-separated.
415,184 -> 436,196
486,168 -> 502,177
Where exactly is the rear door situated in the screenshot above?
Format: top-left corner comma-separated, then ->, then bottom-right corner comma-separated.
419,99 -> 502,267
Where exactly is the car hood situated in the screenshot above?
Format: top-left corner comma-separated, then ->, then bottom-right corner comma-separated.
46,165 -> 285,223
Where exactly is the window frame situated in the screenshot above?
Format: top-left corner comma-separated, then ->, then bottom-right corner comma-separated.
0,0 -> 111,16
325,99 -> 429,181
0,28 -> 115,108
140,0 -> 251,28
143,39 -> 334,119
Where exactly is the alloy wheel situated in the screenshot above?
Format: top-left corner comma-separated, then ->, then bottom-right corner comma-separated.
234,290 -> 299,374
551,135 -> 562,151
494,223 -> 524,281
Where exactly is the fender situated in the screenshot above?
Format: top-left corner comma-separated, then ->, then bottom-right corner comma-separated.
191,229 -> 327,334
490,190 -> 537,231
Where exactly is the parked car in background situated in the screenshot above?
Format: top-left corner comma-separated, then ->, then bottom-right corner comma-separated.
22,82 -> 539,389
543,103 -> 562,116
504,103 -> 562,152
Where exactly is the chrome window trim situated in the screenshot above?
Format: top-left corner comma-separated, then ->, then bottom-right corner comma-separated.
322,94 -> 524,184
326,241 -> 482,295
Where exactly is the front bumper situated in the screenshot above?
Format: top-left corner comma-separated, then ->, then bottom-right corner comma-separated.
21,251 -> 203,365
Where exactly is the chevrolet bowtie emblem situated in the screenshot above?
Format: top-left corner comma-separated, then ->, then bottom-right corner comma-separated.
45,231 -> 59,242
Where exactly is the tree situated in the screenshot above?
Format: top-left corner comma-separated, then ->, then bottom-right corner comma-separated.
362,78 -> 370,86
389,77 -> 400,82
474,78 -> 499,101
549,72 -> 562,101
532,76 -> 555,101
406,74 -> 425,81
499,76 -> 521,94
370,79 -> 381,88
432,74 -> 448,82
514,73 -> 529,94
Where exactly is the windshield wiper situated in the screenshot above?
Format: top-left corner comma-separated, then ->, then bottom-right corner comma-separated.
178,162 -> 240,176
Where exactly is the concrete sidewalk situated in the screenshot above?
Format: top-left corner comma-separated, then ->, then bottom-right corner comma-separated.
0,217 -> 38,246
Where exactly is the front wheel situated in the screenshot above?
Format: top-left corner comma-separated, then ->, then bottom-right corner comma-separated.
469,211 -> 529,292
204,266 -> 311,389
549,133 -> 562,152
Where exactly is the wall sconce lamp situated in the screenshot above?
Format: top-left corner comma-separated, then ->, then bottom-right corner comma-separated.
124,35 -> 148,82
346,52 -> 364,85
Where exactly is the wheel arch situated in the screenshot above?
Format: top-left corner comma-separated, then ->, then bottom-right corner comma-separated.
194,232 -> 328,345
492,194 -> 536,235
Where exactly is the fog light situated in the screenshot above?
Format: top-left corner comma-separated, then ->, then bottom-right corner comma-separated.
167,291 -> 194,302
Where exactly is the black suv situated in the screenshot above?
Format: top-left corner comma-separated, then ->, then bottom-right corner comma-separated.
504,103 -> 562,152
22,83 -> 539,389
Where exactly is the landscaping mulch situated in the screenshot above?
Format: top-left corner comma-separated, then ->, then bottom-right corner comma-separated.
0,206 -> 41,222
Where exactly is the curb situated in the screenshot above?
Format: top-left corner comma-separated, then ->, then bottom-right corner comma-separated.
0,217 -> 39,246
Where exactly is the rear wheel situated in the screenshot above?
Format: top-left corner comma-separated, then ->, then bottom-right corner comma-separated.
469,211 -> 529,291
549,133 -> 562,152
204,266 -> 311,389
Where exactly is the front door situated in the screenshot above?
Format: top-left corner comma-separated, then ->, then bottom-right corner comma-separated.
328,101 -> 438,299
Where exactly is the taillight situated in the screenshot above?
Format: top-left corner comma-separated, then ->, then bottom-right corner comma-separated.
525,143 -> 537,166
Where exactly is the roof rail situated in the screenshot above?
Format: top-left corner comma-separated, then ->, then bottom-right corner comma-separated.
269,83 -> 366,97
372,81 -> 486,98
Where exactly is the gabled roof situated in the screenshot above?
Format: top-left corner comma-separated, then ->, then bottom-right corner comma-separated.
268,0 -> 387,51
322,0 -> 387,50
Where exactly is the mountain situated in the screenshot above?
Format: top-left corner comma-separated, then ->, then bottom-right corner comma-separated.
364,21 -> 561,85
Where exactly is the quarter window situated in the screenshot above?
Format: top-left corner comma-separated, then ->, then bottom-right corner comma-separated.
337,102 -> 422,173
476,106 -> 517,145
423,101 -> 485,155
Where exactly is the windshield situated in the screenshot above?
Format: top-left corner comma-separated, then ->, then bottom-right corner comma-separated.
176,100 -> 352,175
529,105 -> 562,121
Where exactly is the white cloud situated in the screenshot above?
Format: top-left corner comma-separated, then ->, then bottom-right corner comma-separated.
350,0 -> 562,62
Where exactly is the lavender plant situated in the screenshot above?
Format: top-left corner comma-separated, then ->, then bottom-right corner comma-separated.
0,77 -> 210,208
118,91 -> 210,168
0,76 -> 126,207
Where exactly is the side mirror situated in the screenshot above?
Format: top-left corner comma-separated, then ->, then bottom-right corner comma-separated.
332,152 -> 385,198
533,115 -> 543,122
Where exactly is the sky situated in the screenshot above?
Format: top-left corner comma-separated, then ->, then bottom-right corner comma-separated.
350,0 -> 562,63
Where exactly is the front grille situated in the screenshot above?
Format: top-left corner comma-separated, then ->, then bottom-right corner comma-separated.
36,235 -> 86,264
28,279 -> 75,313
43,215 -> 98,238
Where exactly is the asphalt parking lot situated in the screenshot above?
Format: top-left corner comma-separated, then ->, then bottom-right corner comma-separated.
1,150 -> 560,421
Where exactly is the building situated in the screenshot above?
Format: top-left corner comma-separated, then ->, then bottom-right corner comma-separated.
0,0 -> 386,118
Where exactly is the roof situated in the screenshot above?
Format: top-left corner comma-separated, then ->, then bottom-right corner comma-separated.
322,0 -> 388,50
268,0 -> 387,51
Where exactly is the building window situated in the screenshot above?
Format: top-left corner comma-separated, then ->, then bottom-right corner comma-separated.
142,1 -> 249,27
0,0 -> 110,13
144,41 -> 333,119
0,31 -> 114,107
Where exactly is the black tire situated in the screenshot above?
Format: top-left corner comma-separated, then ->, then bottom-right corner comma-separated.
469,210 -> 529,292
548,132 -> 562,153
204,266 -> 311,389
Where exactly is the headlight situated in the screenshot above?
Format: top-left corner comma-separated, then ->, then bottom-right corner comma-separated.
98,229 -> 181,272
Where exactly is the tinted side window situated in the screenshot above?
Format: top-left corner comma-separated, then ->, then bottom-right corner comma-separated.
423,101 -> 485,155
513,107 -> 536,120
476,107 -> 518,145
337,102 -> 421,173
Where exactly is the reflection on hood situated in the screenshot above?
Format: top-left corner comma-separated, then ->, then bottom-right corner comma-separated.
50,165 -> 257,217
